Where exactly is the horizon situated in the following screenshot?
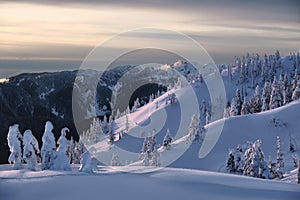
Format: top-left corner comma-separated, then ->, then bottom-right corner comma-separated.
0,0 -> 300,78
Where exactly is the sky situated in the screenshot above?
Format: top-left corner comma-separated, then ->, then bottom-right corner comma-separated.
0,0 -> 299,78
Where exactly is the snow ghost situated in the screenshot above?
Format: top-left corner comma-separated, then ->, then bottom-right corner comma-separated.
23,129 -> 40,171
7,124 -> 23,170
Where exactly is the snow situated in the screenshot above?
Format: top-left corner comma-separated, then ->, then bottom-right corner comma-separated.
0,165 -> 299,200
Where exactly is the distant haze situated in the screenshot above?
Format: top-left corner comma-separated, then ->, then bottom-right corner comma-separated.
0,0 -> 299,78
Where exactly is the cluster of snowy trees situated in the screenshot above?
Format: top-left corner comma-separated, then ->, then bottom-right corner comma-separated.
7,121 -> 85,171
223,51 -> 300,118
226,136 -> 299,181
81,115 -> 120,145
140,132 -> 160,166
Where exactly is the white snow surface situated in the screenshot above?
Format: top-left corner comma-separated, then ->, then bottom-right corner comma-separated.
0,165 -> 299,200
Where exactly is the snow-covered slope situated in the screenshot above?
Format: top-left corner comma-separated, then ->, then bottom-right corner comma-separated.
0,165 -> 299,200
89,81 -> 300,174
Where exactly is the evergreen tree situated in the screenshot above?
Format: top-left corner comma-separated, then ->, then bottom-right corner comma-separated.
261,82 -> 271,111
53,127 -> 71,171
241,97 -> 249,115
235,89 -> 243,115
163,128 -> 172,149
226,150 -> 235,173
269,77 -> 283,109
234,145 -> 244,173
41,121 -> 56,170
7,124 -> 23,170
151,133 -> 157,152
79,151 -> 98,173
73,140 -> 86,164
142,152 -> 150,166
243,140 -> 270,179
230,98 -> 238,116
186,113 -> 200,142
275,136 -> 284,178
150,149 -> 161,167
268,156 -> 276,179
141,137 -> 149,153
253,85 -> 262,113
292,80 -> 300,101
23,129 -> 40,171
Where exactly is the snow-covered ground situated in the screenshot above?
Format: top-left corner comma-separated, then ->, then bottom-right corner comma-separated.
0,165 -> 299,200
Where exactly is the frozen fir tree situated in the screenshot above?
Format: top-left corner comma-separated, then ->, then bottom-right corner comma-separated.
141,137 -> 149,153
79,150 -> 98,173
226,150 -> 235,173
261,82 -> 271,111
275,136 -> 284,179
7,124 -> 23,170
269,77 -> 283,109
243,140 -> 270,179
234,89 -> 243,115
241,97 -> 249,115
253,85 -> 262,113
23,129 -> 40,171
150,149 -> 160,167
53,127 -> 71,171
151,133 -> 157,152
41,121 -> 56,170
163,129 -> 173,149
73,140 -> 86,164
229,98 -> 238,116
186,113 -> 200,142
268,156 -> 276,179
292,80 -> 300,101
234,145 -> 244,173
67,137 -> 75,164
142,151 -> 150,166
292,154 -> 299,168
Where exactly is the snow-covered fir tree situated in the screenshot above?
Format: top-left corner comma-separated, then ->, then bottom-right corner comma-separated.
243,140 -> 270,179
234,145 -> 244,173
292,80 -> 300,101
79,150 -> 98,173
7,124 -> 23,170
142,151 -> 150,166
275,136 -> 284,178
186,113 -> 200,142
241,97 -> 249,115
53,127 -> 71,171
141,137 -> 149,153
67,137 -> 75,164
41,121 -> 56,170
268,156 -> 276,179
150,148 -> 160,167
261,82 -> 271,111
226,150 -> 235,173
230,98 -> 238,116
151,133 -> 157,152
73,140 -> 86,164
163,128 -> 172,149
269,77 -> 283,109
252,85 -> 262,113
23,129 -> 40,171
